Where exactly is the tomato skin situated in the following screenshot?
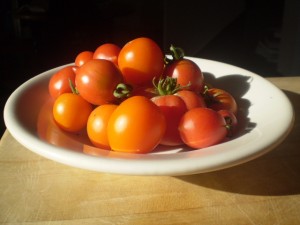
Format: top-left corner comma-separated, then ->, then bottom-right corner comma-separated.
179,107 -> 227,148
108,96 -> 166,153
75,51 -> 93,67
206,88 -> 238,115
53,93 -> 93,133
48,66 -> 77,99
164,59 -> 204,93
151,95 -> 187,146
118,37 -> 164,87
87,104 -> 118,150
175,90 -> 206,110
93,43 -> 121,66
75,59 -> 123,105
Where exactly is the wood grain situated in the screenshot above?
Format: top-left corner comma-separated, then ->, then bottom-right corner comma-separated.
1,77 -> 300,225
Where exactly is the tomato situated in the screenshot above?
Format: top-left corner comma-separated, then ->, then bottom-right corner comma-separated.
75,59 -> 124,105
75,51 -> 93,67
53,93 -> 93,133
175,90 -> 206,110
107,96 -> 166,153
164,59 -> 204,93
218,109 -> 238,137
179,107 -> 227,148
118,37 -> 164,86
48,66 -> 77,99
131,86 -> 157,99
205,88 -> 238,115
93,43 -> 121,66
151,95 -> 187,146
87,104 -> 118,150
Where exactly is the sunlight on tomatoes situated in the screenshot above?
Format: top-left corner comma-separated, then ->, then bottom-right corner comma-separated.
75,51 -> 93,67
175,90 -> 206,110
87,104 -> 118,150
48,66 -> 77,99
75,59 -> 123,105
164,59 -> 204,93
93,43 -> 121,66
118,37 -> 164,87
179,107 -> 227,148
108,96 -> 166,153
53,93 -> 93,133
151,95 -> 187,146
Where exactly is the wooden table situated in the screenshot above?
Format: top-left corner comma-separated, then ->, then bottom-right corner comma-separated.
1,77 -> 299,225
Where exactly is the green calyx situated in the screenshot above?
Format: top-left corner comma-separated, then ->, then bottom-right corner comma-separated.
153,76 -> 189,96
113,83 -> 133,99
164,44 -> 185,65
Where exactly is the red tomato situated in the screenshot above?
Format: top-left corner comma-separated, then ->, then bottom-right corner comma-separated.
151,95 -> 187,146
87,104 -> 118,149
218,109 -> 238,137
118,37 -> 164,87
107,96 -> 166,153
164,59 -> 204,93
75,51 -> 93,67
179,107 -> 227,148
48,66 -> 77,99
205,88 -> 238,115
175,90 -> 206,110
75,59 -> 123,105
53,93 -> 93,133
93,43 -> 121,66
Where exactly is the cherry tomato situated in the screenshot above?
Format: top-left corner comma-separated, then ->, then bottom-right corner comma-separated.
179,107 -> 227,148
75,59 -> 124,105
87,104 -> 118,150
151,95 -> 187,146
205,88 -> 238,115
53,93 -> 93,133
118,37 -> 164,87
48,66 -> 77,99
93,43 -> 121,66
218,109 -> 238,137
164,59 -> 204,93
107,96 -> 166,153
131,86 -> 157,99
75,51 -> 93,67
175,90 -> 206,110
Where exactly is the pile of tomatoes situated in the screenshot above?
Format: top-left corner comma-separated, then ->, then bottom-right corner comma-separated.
48,37 -> 238,154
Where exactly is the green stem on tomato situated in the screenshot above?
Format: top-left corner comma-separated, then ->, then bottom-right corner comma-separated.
153,76 -> 190,96
69,78 -> 79,95
113,83 -> 133,99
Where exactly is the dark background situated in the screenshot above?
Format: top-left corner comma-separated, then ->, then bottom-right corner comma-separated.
0,0 -> 294,135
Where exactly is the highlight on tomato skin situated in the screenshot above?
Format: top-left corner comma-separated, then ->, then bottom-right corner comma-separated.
75,51 -> 94,67
118,37 -> 165,87
87,104 -> 118,150
178,107 -> 228,149
107,96 -> 166,153
93,43 -> 121,66
48,66 -> 77,99
52,93 -> 93,133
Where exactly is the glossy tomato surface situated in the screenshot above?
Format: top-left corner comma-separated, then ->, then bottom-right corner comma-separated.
179,107 -> 227,149
107,96 -> 166,153
75,59 -> 123,105
93,43 -> 121,66
118,37 -> 164,86
75,51 -> 93,67
53,93 -> 93,133
87,104 -> 118,149
175,90 -> 206,110
164,59 -> 204,93
48,66 -> 77,99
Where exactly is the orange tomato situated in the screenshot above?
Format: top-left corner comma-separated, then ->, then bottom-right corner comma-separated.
118,37 -> 164,87
53,93 -> 93,132
107,96 -> 166,153
93,43 -> 121,66
87,104 -> 118,149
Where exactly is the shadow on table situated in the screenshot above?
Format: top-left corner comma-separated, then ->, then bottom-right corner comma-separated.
176,90 -> 299,196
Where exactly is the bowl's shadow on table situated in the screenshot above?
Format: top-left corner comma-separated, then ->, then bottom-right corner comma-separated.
176,90 -> 300,196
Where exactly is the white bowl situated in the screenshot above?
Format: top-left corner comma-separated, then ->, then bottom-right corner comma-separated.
3,57 -> 294,175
